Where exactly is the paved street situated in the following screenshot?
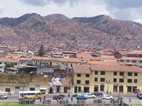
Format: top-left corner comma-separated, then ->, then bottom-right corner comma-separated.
1,94 -> 142,106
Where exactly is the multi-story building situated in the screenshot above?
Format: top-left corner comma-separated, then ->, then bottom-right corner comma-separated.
118,50 -> 142,67
73,61 -> 142,95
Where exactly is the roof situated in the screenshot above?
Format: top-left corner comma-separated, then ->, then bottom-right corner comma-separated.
20,56 -> 81,63
73,64 -> 91,74
73,61 -> 142,73
127,50 -> 142,55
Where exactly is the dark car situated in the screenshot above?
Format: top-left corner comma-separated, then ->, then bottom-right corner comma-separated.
0,95 -> 8,100
137,93 -> 142,99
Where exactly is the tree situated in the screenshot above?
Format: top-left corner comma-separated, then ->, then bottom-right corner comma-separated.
37,45 -> 45,56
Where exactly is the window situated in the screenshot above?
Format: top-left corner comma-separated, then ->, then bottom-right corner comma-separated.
127,79 -> 132,83
56,86 -> 60,93
15,86 -> 20,89
126,60 -> 130,62
49,87 -> 53,93
94,78 -> 98,82
128,72 -> 132,76
78,87 -> 81,92
94,85 -> 98,92
132,60 -> 136,63
64,87 -> 68,93
134,73 -> 138,76
86,74 -> 90,77
127,86 -> 132,93
77,80 -> 81,84
140,60 -> 142,63
85,80 -> 90,85
134,79 -> 137,83
74,87 -> 77,93
100,78 -> 105,82
77,74 -> 81,77
84,87 -> 90,93
113,78 -> 117,82
5,88 -> 10,92
101,71 -> 105,75
114,72 -> 117,76
113,86 -> 118,92
30,88 -> 35,91
119,79 -> 124,83
119,72 -> 124,76
120,60 -> 124,62
119,86 -> 123,93
100,85 -> 105,91
133,86 -> 137,93
95,71 -> 98,75
74,86 -> 81,93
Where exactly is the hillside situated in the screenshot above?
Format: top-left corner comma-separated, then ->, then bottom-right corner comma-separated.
0,13 -> 142,51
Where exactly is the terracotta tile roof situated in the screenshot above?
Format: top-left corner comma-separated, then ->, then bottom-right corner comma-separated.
73,61 -> 142,73
20,56 -> 82,63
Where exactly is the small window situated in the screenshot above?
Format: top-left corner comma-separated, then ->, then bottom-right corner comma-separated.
94,78 -> 98,82
119,79 -> 124,83
30,88 -> 35,91
128,72 -> 132,76
77,74 -> 81,77
85,80 -> 90,85
126,60 -> 130,62
113,78 -> 117,82
100,85 -> 105,91
139,60 -> 142,63
15,86 -> 20,89
86,74 -> 90,77
127,86 -> 132,93
120,72 -> 124,76
134,79 -> 137,83
78,87 -> 81,92
114,72 -> 117,76
101,71 -> 105,75
127,79 -> 132,83
5,88 -> 10,92
77,80 -> 81,84
132,60 -> 137,63
95,71 -> 98,75
134,73 -> 138,76
100,78 -> 105,82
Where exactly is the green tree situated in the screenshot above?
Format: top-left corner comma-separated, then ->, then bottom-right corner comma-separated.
37,44 -> 45,56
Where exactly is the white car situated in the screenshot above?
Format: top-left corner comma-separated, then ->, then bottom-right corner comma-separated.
94,92 -> 113,100
102,94 -> 113,100
83,93 -> 96,99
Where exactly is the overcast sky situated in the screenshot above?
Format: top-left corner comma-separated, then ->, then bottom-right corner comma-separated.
0,0 -> 142,23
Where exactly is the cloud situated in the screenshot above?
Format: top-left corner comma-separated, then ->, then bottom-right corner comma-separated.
20,0 -> 47,6
107,0 -> 142,9
19,0 -> 79,6
105,0 -> 142,21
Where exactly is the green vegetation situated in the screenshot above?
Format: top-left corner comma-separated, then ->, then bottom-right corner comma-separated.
37,44 -> 45,57
0,102 -> 45,106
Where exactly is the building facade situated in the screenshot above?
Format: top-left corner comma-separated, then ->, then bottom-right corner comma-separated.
73,62 -> 142,95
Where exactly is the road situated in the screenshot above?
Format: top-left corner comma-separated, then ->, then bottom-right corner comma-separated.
1,95 -> 142,105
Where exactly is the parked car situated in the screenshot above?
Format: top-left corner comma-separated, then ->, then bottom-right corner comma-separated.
0,95 -> 8,99
102,94 -> 113,100
76,95 -> 87,100
137,93 -> 142,99
76,93 -> 96,100
94,92 -> 113,100
84,93 -> 96,99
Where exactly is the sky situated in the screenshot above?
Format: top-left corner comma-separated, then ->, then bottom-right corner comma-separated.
0,0 -> 142,23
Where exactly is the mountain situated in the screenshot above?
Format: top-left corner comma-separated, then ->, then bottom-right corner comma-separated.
0,13 -> 142,51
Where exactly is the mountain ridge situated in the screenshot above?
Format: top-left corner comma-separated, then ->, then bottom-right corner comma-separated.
0,13 -> 142,51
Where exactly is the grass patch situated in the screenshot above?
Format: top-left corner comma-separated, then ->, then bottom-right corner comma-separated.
0,102 -> 45,106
